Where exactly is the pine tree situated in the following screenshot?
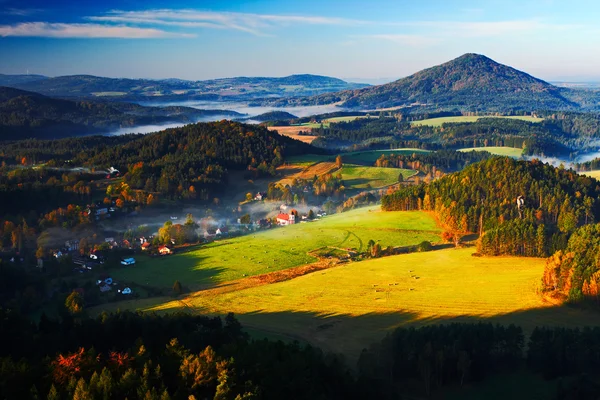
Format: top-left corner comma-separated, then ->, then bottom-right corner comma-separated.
173,281 -> 182,295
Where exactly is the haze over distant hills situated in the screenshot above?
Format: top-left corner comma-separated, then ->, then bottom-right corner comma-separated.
267,54 -> 600,112
0,86 -> 242,140
0,73 -> 368,102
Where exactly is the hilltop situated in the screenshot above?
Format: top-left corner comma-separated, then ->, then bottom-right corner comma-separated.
270,54 -> 585,111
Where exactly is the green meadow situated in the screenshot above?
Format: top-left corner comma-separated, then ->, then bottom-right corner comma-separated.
103,247 -> 600,364
411,115 -> 543,127
111,207 -> 441,290
458,146 -> 524,158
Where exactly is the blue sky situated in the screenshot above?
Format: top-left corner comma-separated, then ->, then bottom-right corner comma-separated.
1,0 -> 600,81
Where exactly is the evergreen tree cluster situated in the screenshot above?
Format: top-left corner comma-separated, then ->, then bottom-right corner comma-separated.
0,310 -> 354,400
0,121 -> 318,202
542,223 -> 600,302
374,149 -> 492,175
311,112 -> 600,157
381,158 -> 600,257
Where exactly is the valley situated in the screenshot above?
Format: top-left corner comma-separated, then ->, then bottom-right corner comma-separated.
6,43 -> 600,399
98,246 -> 600,364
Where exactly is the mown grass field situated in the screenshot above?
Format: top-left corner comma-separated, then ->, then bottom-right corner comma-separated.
458,146 -> 524,158
411,115 -> 543,127
105,247 -> 600,364
111,207 -> 441,290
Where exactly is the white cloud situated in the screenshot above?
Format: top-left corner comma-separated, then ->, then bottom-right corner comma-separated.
87,9 -> 367,36
0,8 -> 582,42
0,22 -> 195,38
3,8 -> 44,16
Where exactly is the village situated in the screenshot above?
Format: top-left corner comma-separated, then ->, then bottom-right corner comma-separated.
42,189 -> 328,300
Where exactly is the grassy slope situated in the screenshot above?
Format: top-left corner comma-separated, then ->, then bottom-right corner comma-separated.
458,146 -> 524,157
411,115 -> 543,127
105,247 -> 600,365
339,164 -> 416,189
343,148 -> 431,164
111,207 -> 440,290
278,161 -> 414,190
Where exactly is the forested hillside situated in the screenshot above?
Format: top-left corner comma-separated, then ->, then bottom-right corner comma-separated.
0,87 -> 240,140
542,224 -> 600,303
310,112 -> 600,157
0,121 -> 317,204
0,311 -> 355,400
2,310 -> 598,399
381,158 -> 600,256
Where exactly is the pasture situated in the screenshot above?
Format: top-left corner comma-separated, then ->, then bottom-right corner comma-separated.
278,160 -> 414,190
111,207 -> 441,291
579,170 -> 600,179
338,164 -> 416,189
107,247 -> 600,364
285,148 -> 429,166
342,148 -> 430,164
458,146 -> 524,158
268,126 -> 318,144
411,115 -> 543,127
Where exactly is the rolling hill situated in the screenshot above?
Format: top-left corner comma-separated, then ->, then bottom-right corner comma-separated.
0,87 -> 242,140
270,53 -> 588,111
2,73 -> 368,101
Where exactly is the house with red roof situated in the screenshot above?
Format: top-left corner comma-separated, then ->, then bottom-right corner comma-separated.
276,213 -> 296,226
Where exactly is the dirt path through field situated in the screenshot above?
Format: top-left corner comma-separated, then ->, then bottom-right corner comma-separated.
182,257 -> 342,302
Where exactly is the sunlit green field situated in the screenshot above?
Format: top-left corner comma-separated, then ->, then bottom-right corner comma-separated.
343,148 -> 431,164
111,207 -> 441,290
458,146 -> 524,158
411,115 -> 543,127
291,115 -> 377,129
104,247 -> 600,364
339,165 -> 416,188
286,148 -> 429,166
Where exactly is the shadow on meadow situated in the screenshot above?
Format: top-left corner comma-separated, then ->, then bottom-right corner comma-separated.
132,298 -> 600,369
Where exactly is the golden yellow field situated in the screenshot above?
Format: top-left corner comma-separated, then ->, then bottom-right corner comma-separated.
268,126 -> 318,143
98,247 -> 600,364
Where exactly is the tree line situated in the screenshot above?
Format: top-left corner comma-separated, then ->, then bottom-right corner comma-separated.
2,309 -> 599,399
381,158 -> 600,257
309,112 -> 600,157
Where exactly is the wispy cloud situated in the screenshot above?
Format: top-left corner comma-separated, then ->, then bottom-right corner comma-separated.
0,8 -> 582,42
3,7 -> 44,16
0,22 -> 194,38
87,9 -> 367,36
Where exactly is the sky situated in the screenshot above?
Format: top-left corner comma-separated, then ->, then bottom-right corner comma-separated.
1,0 -> 600,82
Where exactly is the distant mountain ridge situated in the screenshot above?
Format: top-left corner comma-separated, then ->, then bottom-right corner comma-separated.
0,73 -> 368,101
267,54 -> 593,111
0,87 -> 242,140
